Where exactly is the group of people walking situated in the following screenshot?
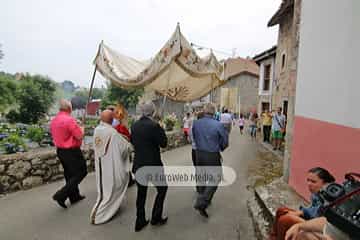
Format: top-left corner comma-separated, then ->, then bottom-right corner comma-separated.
50,99 -> 229,232
232,107 -> 286,151
189,106 -> 286,152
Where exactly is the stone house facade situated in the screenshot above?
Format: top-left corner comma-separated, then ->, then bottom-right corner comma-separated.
267,0 -> 302,181
213,57 -> 259,115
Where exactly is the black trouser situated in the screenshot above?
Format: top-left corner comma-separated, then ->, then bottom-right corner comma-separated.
192,149 -> 202,193
135,169 -> 168,222
263,125 -> 271,142
191,149 -> 196,166
55,148 -> 87,201
194,150 -> 222,210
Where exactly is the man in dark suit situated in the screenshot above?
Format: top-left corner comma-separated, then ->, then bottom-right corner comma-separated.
131,101 -> 168,232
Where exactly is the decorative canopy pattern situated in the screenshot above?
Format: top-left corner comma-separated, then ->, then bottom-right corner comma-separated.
94,24 -> 224,102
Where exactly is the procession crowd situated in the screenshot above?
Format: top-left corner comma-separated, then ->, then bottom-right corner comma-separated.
49,99 -> 352,239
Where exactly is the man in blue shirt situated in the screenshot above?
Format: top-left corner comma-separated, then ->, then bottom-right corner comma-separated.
192,103 -> 229,218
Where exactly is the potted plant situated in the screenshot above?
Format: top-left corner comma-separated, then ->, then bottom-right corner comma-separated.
163,114 -> 177,131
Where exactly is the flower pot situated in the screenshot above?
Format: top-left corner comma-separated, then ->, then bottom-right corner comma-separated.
165,124 -> 174,131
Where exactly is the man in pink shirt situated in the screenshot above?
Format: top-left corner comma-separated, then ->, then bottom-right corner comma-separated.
50,99 -> 87,208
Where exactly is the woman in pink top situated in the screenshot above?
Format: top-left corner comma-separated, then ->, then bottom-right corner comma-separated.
238,113 -> 245,135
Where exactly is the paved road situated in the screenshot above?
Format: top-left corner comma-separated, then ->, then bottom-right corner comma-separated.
0,131 -> 258,240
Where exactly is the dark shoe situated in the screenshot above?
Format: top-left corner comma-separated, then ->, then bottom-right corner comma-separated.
52,195 -> 67,209
70,195 -> 85,204
194,206 -> 209,218
151,217 -> 168,226
135,220 -> 149,232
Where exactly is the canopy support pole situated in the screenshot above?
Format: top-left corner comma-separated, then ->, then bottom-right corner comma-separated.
161,95 -> 167,117
211,76 -> 214,103
82,41 -> 103,125
82,65 -> 97,125
161,62 -> 173,117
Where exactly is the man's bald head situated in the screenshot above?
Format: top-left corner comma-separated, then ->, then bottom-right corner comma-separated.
100,110 -> 114,124
59,99 -> 72,113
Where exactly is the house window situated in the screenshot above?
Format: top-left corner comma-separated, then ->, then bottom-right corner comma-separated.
263,64 -> 271,91
261,102 -> 270,112
283,100 -> 288,117
281,53 -> 286,69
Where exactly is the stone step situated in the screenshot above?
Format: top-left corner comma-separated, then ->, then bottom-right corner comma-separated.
248,177 -> 306,240
247,195 -> 271,240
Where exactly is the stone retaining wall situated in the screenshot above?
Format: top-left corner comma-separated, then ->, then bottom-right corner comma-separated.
0,130 -> 187,194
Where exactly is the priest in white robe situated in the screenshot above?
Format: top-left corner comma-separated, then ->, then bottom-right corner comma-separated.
90,110 -> 132,225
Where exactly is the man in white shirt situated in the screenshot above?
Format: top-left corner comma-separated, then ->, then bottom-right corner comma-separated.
220,109 -> 232,133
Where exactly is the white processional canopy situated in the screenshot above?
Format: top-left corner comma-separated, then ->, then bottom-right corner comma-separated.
93,24 -> 225,102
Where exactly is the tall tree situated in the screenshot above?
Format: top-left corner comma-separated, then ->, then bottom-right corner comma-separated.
7,74 -> 56,123
71,96 -> 87,110
70,87 -> 106,110
0,72 -> 17,113
91,87 -> 106,100
61,80 -> 77,93
101,83 -> 144,109
74,87 -> 106,100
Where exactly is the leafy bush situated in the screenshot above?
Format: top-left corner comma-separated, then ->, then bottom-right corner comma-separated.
2,133 -> 26,154
6,110 -> 20,123
85,118 -> 99,128
101,83 -> 144,110
26,126 -> 45,143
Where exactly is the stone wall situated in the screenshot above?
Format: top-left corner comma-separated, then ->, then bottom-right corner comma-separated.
0,130 -> 188,194
213,73 -> 259,114
272,8 -> 293,110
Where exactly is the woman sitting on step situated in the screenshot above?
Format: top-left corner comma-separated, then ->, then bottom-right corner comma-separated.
268,167 -> 335,240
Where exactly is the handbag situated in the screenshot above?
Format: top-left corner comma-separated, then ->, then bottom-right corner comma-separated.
274,115 -> 285,133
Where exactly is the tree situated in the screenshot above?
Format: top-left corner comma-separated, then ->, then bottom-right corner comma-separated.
61,80 -> 77,93
101,83 -> 144,109
74,87 -> 106,100
91,87 -> 106,100
70,87 -> 106,110
71,95 -> 87,110
0,72 -> 17,113
7,74 -> 57,124
0,44 -> 4,62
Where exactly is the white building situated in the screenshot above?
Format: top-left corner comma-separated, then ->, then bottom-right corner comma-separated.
253,46 -> 277,113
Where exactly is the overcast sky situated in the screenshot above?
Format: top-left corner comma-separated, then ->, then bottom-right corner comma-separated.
0,0 -> 280,87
